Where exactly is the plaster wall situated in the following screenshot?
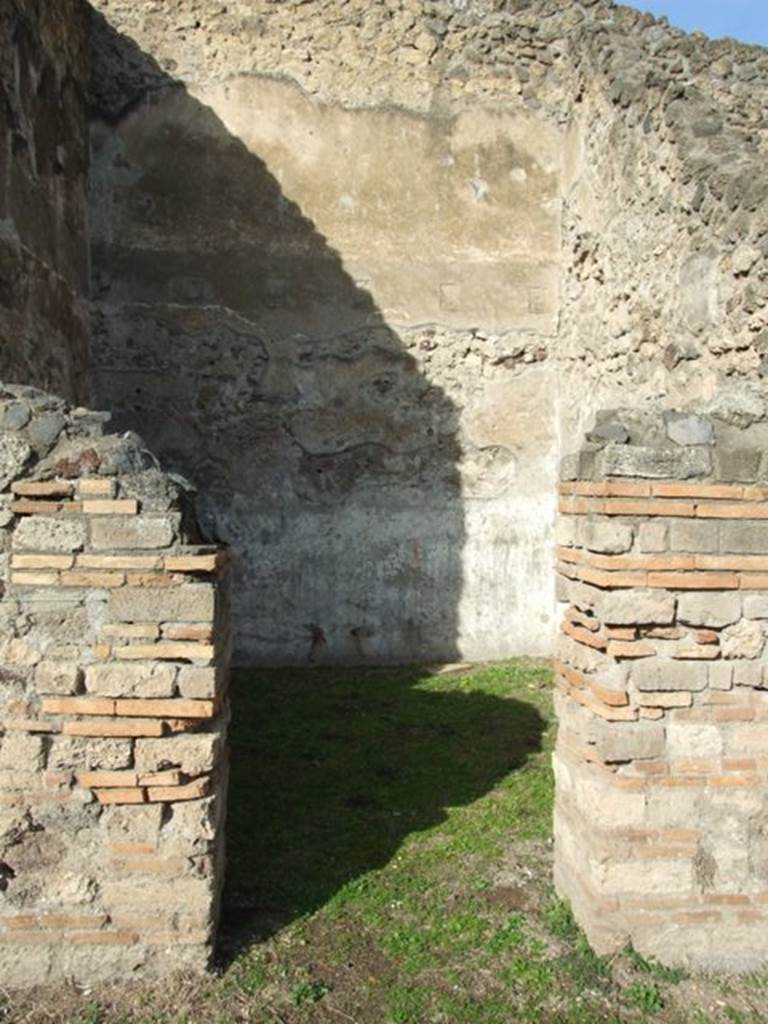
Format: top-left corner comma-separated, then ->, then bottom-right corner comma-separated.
86,16 -> 563,664
56,0 -> 766,664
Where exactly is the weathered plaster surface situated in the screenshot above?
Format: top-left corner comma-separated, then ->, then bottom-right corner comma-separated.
86,24 -> 562,663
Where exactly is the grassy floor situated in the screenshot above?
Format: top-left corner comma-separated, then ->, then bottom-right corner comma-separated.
5,661 -> 768,1023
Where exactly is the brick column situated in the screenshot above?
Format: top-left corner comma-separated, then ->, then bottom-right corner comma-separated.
0,384 -> 229,984
554,411 -> 768,971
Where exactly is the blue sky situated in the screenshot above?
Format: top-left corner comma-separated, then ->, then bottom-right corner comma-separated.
628,1 -> 768,47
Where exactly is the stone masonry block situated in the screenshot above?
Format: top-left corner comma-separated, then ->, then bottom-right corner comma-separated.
591,720 -> 665,762
744,595 -> 768,619
677,592 -> 741,628
13,516 -> 87,552
720,522 -> 768,554
85,662 -> 177,697
666,721 -> 723,758
721,620 -> 765,659
708,662 -> 734,690
664,412 -> 713,447
594,857 -> 695,895
47,736 -> 133,771
177,666 -> 220,699
633,659 -> 708,692
90,515 -> 178,550
637,521 -> 667,553
102,804 -> 164,845
34,661 -> 82,695
110,584 -> 214,623
0,433 -> 31,489
598,445 -> 711,479
134,733 -> 221,776
713,448 -> 761,483
578,517 -> 633,554
670,519 -> 719,553
0,733 -> 45,771
733,661 -> 762,687
600,588 -> 676,626
555,517 -> 577,547
570,771 -> 646,829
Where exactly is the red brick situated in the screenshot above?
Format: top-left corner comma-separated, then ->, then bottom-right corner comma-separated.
113,698 -> 215,719
697,503 -> 768,520
561,620 -> 606,651
695,629 -> 719,644
12,480 -> 73,498
69,930 -> 139,945
81,499 -> 139,515
93,787 -> 146,805
652,482 -> 742,500
10,500 -> 65,514
163,554 -> 218,573
557,546 -> 583,564
739,575 -> 768,590
647,572 -> 739,590
697,555 -> 768,572
708,773 -> 757,787
606,639 -> 655,659
145,778 -> 211,803
63,719 -> 165,738
42,697 -> 114,716
77,554 -> 161,570
714,708 -> 755,722
604,480 -> 652,498
601,499 -> 695,518
589,682 -> 629,707
11,554 -> 73,570
60,571 -> 125,588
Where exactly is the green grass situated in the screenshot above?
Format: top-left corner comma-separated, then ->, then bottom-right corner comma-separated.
4,660 -> 765,1023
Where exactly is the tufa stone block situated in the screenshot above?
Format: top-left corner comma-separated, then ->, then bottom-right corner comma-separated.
85,662 -> 176,698
110,585 -> 215,624
579,518 -> 634,554
677,592 -> 741,628
90,516 -> 178,551
598,445 -> 711,480
13,516 -> 87,553
592,720 -> 665,762
34,662 -> 82,695
134,734 -> 221,776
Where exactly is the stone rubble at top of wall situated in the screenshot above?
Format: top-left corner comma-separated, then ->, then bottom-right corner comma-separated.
0,383 -> 230,985
86,0 -> 768,408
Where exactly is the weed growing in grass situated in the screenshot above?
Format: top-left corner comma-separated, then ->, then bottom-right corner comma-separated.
289,979 -> 330,1006
3,662 -> 762,1024
626,980 -> 665,1013
626,943 -> 688,984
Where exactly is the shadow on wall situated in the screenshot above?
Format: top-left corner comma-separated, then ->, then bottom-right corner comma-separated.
85,9 -> 466,666
221,665 -> 547,959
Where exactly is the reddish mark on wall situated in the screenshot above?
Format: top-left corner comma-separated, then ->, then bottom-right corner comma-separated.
307,624 -> 327,663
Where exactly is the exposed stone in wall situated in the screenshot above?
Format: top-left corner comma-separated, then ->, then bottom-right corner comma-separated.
555,408 -> 768,970
0,1 -> 91,401
83,0 -> 768,663
0,384 -> 229,984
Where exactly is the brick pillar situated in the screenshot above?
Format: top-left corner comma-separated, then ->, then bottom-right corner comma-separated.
554,410 -> 768,972
0,384 -> 229,984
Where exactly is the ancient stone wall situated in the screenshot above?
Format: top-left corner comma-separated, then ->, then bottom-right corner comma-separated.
0,1 -> 91,401
555,409 -> 768,970
0,385 -> 229,983
82,0 -> 768,664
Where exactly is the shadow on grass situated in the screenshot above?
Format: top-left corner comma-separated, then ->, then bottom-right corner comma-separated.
219,665 -> 547,962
